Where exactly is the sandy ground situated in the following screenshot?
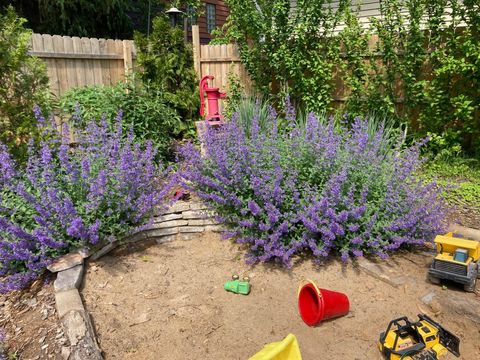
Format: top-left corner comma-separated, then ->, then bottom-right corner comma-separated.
82,233 -> 480,360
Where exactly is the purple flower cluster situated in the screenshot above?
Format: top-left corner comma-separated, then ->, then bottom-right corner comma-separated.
179,104 -> 448,266
0,108 -> 173,293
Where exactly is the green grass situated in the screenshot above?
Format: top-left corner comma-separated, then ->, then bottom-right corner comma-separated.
422,157 -> 480,208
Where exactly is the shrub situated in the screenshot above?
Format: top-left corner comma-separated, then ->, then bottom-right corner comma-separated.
0,109 -> 173,293
59,80 -> 189,160
134,15 -> 199,124
179,102 -> 448,265
0,6 -> 50,160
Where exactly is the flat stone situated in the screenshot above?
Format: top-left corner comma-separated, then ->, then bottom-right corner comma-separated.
55,265 -> 84,292
61,347 -> 71,360
188,218 -> 219,226
147,227 -> 179,237
155,234 -> 177,244
152,219 -> 188,229
125,231 -> 148,243
189,202 -> 209,211
421,292 -> 436,304
356,258 -> 407,288
182,210 -> 206,219
55,289 -> 84,318
90,241 -> 119,260
61,310 -> 87,346
154,213 -> 183,223
179,226 -> 204,233
187,219 -> 205,226
61,311 -> 102,360
205,225 -> 224,232
47,253 -> 84,273
167,202 -> 190,213
178,233 -> 198,241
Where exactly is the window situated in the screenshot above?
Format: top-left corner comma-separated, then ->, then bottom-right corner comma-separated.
453,249 -> 468,263
206,3 -> 216,34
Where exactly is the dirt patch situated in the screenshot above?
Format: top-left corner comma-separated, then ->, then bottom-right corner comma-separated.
0,278 -> 69,359
451,204 -> 480,230
83,233 -> 480,360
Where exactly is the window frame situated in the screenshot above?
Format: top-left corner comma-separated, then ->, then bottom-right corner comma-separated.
206,3 -> 216,34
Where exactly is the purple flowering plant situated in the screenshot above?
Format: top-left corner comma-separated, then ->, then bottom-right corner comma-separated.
0,108 -> 173,293
179,101 -> 448,266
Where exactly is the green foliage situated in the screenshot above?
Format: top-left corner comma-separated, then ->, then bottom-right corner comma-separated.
35,0 -> 133,38
223,68 -> 245,120
0,6 -> 50,160
218,0 -> 343,113
219,0 -> 480,156
422,158 -> 480,209
2,0 -> 203,38
59,80 -> 191,160
134,15 -> 199,124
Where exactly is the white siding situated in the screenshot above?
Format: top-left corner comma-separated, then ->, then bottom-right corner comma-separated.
289,0 -> 383,28
289,1 -> 462,30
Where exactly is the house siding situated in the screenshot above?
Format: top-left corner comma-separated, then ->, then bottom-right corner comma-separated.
290,1 -> 460,30
187,0 -> 230,44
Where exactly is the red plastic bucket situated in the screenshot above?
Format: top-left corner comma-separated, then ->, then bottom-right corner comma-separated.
298,280 -> 350,326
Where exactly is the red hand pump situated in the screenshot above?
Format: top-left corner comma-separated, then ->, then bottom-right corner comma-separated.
199,75 -> 226,121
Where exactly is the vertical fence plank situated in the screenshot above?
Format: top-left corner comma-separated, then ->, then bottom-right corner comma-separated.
63,36 -> 78,90
72,37 -> 86,88
114,40 -> 124,82
106,39 -> 117,85
40,34 -> 60,98
98,39 -> 111,85
81,37 -> 95,86
90,38 -> 103,85
52,35 -> 68,96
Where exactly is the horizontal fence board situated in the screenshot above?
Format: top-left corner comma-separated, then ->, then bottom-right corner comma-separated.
28,51 -> 124,60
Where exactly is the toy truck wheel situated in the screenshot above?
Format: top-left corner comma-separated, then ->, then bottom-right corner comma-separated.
464,278 -> 476,292
428,274 -> 441,285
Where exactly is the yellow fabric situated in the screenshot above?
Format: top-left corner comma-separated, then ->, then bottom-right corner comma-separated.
249,334 -> 302,360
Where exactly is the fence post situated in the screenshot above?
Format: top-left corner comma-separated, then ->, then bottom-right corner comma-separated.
122,40 -> 133,79
192,25 -> 201,79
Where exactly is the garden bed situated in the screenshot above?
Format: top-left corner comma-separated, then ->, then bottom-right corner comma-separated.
82,232 -> 479,359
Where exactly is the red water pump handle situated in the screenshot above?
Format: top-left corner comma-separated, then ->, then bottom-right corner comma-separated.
199,75 -> 214,118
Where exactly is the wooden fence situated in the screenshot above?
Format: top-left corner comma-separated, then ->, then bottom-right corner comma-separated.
29,29 -> 250,105
29,33 -> 135,98
191,25 -> 253,98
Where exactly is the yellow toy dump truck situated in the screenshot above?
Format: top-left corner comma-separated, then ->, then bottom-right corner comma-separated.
428,232 -> 480,292
378,314 -> 460,360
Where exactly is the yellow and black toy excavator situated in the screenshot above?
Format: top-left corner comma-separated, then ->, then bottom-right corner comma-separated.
378,314 -> 460,360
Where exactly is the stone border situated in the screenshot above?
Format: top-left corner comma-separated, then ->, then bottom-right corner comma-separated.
91,200 -> 223,260
51,200 -> 224,359
52,258 -> 102,360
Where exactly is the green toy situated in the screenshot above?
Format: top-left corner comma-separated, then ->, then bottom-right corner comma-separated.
224,275 -> 251,295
